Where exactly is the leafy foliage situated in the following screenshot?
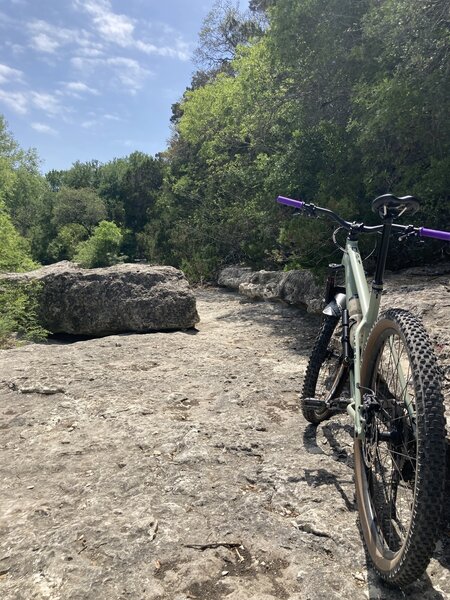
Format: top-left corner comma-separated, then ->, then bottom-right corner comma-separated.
74,221 -> 124,268
52,186 -> 107,233
1,0 -> 449,285
161,0 -> 449,278
0,281 -> 48,346
0,202 -> 37,273
47,223 -> 89,262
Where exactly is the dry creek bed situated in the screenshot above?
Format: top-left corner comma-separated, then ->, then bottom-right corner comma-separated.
0,283 -> 449,600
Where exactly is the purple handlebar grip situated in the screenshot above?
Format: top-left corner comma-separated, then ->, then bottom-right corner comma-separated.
419,227 -> 450,242
277,196 -> 305,210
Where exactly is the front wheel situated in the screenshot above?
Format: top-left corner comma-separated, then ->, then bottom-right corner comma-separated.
301,315 -> 347,424
355,308 -> 446,587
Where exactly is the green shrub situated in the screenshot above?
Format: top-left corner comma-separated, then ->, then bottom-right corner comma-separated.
47,223 -> 88,261
0,281 -> 48,346
0,202 -> 47,346
0,206 -> 37,273
74,220 -> 123,268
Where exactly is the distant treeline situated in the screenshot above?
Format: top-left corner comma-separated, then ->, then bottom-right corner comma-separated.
1,0 -> 449,284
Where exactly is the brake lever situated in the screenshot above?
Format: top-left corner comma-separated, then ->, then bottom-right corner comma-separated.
397,225 -> 420,242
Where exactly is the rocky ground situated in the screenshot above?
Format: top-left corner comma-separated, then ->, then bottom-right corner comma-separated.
0,281 -> 449,600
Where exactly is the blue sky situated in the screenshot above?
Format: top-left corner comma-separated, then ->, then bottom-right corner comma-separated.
0,0 -> 230,172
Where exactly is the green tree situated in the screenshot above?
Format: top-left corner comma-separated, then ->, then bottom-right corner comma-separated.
47,223 -> 89,262
0,201 -> 47,345
61,159 -> 102,189
352,0 -> 450,224
121,152 -> 164,231
97,157 -> 128,224
194,0 -> 264,71
163,0 -> 450,278
74,220 -> 123,268
0,201 -> 36,273
45,169 -> 65,192
0,115 -> 51,261
52,186 -> 107,233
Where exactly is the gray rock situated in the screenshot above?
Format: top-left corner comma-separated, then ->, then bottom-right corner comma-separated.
219,266 -> 323,313
218,265 -> 253,289
0,285 -> 448,600
278,269 -> 323,313
0,261 -> 199,336
239,270 -> 285,302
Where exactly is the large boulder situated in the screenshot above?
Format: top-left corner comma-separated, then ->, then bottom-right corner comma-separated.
218,266 -> 323,313
1,262 -> 200,336
277,270 -> 323,314
217,266 -> 253,289
239,270 -> 285,301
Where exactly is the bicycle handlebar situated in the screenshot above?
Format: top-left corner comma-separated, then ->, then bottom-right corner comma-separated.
419,227 -> 450,242
277,195 -> 380,233
276,196 -> 450,240
277,196 -> 305,210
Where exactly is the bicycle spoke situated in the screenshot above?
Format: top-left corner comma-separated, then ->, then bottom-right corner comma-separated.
362,329 -> 419,554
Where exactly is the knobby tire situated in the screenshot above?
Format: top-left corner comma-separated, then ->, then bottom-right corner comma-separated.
302,315 -> 347,424
354,308 -> 446,587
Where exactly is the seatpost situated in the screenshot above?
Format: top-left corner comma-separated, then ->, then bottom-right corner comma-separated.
372,217 -> 393,290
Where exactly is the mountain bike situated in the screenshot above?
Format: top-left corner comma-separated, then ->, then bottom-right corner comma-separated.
277,193 -> 449,587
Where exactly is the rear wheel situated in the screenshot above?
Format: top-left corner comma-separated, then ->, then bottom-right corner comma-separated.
302,315 -> 347,424
354,309 -> 446,586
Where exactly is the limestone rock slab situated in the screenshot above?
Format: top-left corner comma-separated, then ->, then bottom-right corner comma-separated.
1,261 -> 199,336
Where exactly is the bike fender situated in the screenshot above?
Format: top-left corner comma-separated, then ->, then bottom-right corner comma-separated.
323,292 -> 346,317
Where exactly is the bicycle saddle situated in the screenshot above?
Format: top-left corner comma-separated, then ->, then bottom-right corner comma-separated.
372,194 -> 420,218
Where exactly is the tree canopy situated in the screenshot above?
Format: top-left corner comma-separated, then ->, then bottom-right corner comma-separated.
0,0 -> 448,283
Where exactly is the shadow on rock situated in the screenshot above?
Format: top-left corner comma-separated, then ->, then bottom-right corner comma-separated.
302,467 -> 355,512
302,421 -> 353,464
46,327 -> 199,345
303,422 -> 450,599
205,288 -> 320,358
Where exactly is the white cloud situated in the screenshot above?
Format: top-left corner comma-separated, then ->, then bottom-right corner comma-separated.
31,91 -> 63,115
75,0 -> 135,46
31,122 -> 58,135
106,57 -> 151,90
72,55 -> 152,93
0,87 -> 67,117
76,46 -> 104,58
31,32 -> 60,53
74,0 -> 190,61
0,89 -> 28,114
28,20 -> 71,53
81,119 -> 98,128
65,81 -> 99,95
27,18 -> 102,56
5,41 -> 26,54
135,39 -> 190,61
104,113 -> 121,121
0,63 -> 24,84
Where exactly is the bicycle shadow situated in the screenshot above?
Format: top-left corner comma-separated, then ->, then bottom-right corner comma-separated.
302,422 -> 449,599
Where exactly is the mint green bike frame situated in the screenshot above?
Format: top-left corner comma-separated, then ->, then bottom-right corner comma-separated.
342,239 -> 383,437
275,194 -> 428,439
